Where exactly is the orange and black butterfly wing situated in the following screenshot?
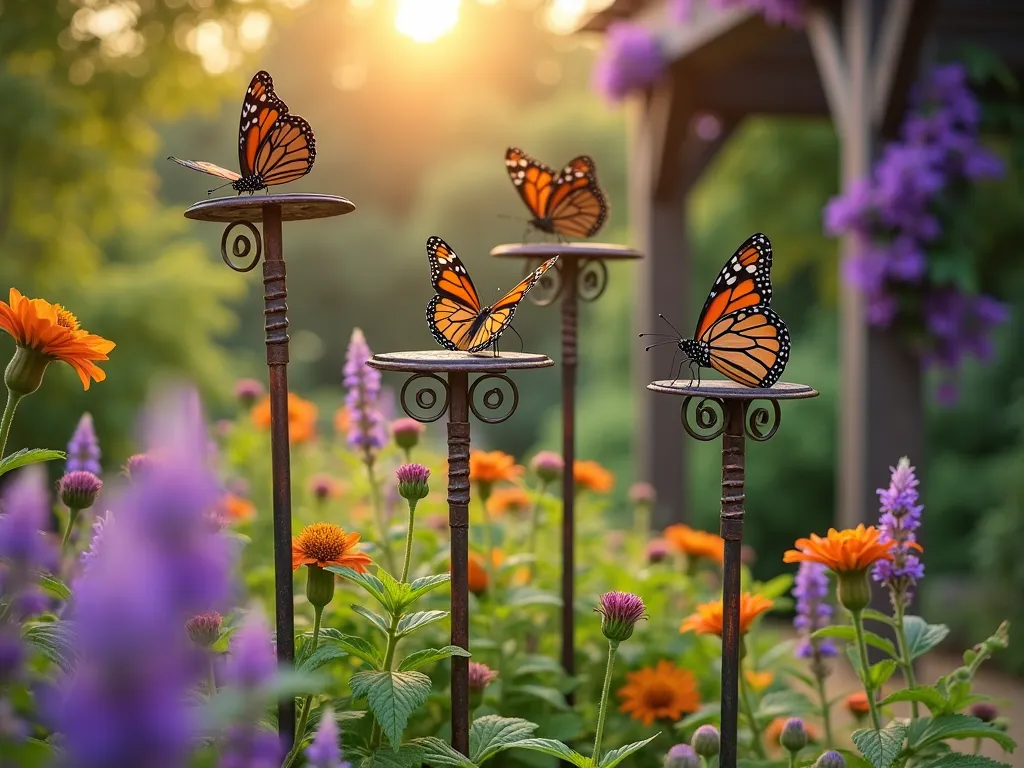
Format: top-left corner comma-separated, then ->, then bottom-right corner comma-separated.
238,71 -> 316,186
506,147 -> 558,221
461,256 -> 560,352
425,236 -> 484,351
693,233 -> 774,342
166,158 -> 241,181
704,305 -> 790,388
544,156 -> 608,238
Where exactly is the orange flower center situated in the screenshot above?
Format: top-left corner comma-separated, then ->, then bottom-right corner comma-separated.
296,523 -> 348,562
642,683 -> 675,709
54,305 -> 80,331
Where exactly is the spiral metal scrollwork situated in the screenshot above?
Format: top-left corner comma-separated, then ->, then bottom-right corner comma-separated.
468,373 -> 519,424
399,373 -> 451,423
577,258 -> 608,303
744,400 -> 781,442
220,220 -> 263,273
680,396 -> 726,441
523,258 -> 562,307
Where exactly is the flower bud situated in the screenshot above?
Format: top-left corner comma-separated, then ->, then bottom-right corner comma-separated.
309,474 -> 342,503
468,661 -> 497,710
595,591 -> 647,644
4,346 -> 50,396
234,378 -> 264,407
646,538 -> 670,564
663,743 -> 699,768
780,718 -> 808,753
691,725 -> 720,758
969,702 -> 997,723
629,482 -> 656,506
836,569 -> 873,613
814,750 -> 847,768
391,418 -> 424,452
186,612 -> 223,647
58,471 -> 102,511
305,564 -> 336,609
993,716 -> 1010,732
846,691 -> 870,721
396,463 -> 430,502
122,453 -> 153,483
530,451 -> 563,484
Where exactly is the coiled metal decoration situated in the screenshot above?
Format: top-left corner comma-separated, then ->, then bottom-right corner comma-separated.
220,220 -> 263,272
468,373 -> 519,424
399,373 -> 451,423
578,258 -> 608,303
680,396 -> 726,441
744,400 -> 781,442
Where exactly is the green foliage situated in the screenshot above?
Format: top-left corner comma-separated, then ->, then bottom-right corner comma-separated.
0,448 -> 64,477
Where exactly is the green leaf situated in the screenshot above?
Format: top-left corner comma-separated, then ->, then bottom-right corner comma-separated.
23,620 -> 77,672
903,616 -> 950,660
349,670 -> 432,751
0,736 -> 54,766
407,572 -> 451,602
357,743 -> 425,768
812,626 -> 898,658
851,722 -> 908,768
832,751 -> 875,768
756,573 -> 795,600
599,733 -> 660,767
879,686 -> 949,714
377,568 -> 413,613
507,684 -> 571,710
909,715 -> 1016,753
0,448 -> 65,477
869,659 -> 899,688
398,645 -> 471,672
675,703 -> 721,731
861,609 -> 897,627
396,610 -> 448,638
755,690 -> 813,721
329,566 -> 389,608
469,715 -> 539,764
506,738 -> 590,766
351,604 -> 390,636
513,655 -> 567,678
506,589 -> 562,608
411,737 -> 477,767
38,573 -> 71,602
736,761 -> 788,768
315,629 -> 383,668
918,754 -> 1012,768
297,643 -> 349,674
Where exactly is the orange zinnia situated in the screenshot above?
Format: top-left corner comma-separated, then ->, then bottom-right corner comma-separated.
291,523 -> 372,572
465,549 -> 504,594
573,460 -> 614,493
618,660 -> 701,726
251,392 -> 319,444
680,592 -> 774,636
745,669 -> 774,692
470,450 -> 522,488
664,524 -> 725,564
0,288 -> 115,390
846,690 -> 871,715
486,486 -> 532,516
220,493 -> 255,522
783,525 -> 898,573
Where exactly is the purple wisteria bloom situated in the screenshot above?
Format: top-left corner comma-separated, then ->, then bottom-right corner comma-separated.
706,0 -> 805,27
592,22 -> 666,102
66,413 -> 101,476
872,457 -> 924,608
793,560 -> 837,661
305,708 -> 351,768
343,328 -> 387,463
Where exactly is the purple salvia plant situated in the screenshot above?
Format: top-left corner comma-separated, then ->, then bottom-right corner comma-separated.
592,21 -> 666,102
343,328 -> 387,464
872,456 -> 925,608
793,560 -> 837,662
77,511 -> 111,578
305,707 -> 351,768
66,413 -> 101,476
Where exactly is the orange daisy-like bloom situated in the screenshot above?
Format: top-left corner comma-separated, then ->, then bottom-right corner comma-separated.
573,460 -> 614,493
664,524 -> 725,564
470,450 -> 522,487
291,523 -> 372,573
617,660 -> 701,726
251,392 -> 319,444
486,486 -> 532,516
846,691 -> 871,715
0,288 -> 115,391
465,549 -> 504,595
220,493 -> 255,522
745,669 -> 774,692
680,592 -> 774,636
783,524 -> 899,573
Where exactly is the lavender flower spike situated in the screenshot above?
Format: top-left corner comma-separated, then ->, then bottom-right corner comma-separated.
343,328 -> 387,463
793,560 -> 837,661
305,707 -> 351,768
872,456 -> 925,607
66,412 -> 101,476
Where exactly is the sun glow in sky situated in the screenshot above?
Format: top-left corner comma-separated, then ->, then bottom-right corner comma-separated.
394,0 -> 461,43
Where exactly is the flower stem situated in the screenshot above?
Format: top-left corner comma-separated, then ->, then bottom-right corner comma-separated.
207,655 -> 218,697
739,673 -> 767,759
633,502 -> 649,565
283,605 -> 324,768
480,488 -> 496,594
400,499 -> 418,583
0,391 -> 23,459
366,460 -> 397,575
789,752 -> 798,768
526,480 -> 547,580
591,640 -> 619,764
370,613 -> 402,749
893,600 -> 920,722
813,659 -> 836,747
60,508 -> 80,553
851,608 -> 883,731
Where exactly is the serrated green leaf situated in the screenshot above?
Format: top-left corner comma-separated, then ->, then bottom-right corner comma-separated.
812,626 -> 898,658
23,621 -> 77,672
398,645 -> 471,672
410,736 -> 477,766
506,738 -> 590,766
878,686 -> 949,713
870,659 -> 899,688
599,733 -> 660,767
377,568 -> 413,613
351,604 -> 390,636
38,573 -> 71,602
469,715 -> 539,763
350,670 -> 432,751
396,610 -> 448,638
297,643 -> 349,674
918,753 -> 1012,768
315,629 -> 383,668
852,722 -> 907,768
507,684 -> 571,710
862,609 -> 897,627
910,715 -> 1016,752
329,566 -> 389,608
0,448 -> 65,477
903,616 -> 950,660
407,572 -> 451,601
754,690 -> 814,721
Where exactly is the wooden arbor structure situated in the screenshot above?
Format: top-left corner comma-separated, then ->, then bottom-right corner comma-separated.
581,0 -> 1024,532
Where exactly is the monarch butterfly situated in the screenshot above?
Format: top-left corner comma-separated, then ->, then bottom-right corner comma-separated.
640,233 -> 791,388
425,235 -> 558,354
168,70 -> 316,195
505,147 -> 608,239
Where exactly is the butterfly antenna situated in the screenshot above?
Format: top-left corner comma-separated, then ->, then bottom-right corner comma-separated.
508,325 -> 525,354
644,340 -> 678,351
638,332 -> 679,339
658,313 -> 686,338
206,181 -> 234,196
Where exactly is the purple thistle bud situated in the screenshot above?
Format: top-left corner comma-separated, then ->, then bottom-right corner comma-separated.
793,560 -> 837,661
780,718 -> 808,752
186,611 -> 223,648
592,21 -> 666,102
122,453 -> 153,483
629,482 -> 656,505
970,701 -> 998,723
664,743 -> 699,768
66,412 -> 101,476
647,537 -> 670,564
59,471 -> 102,511
815,750 -> 847,768
595,591 -> 647,643
691,725 -> 721,757
233,378 -> 264,406
391,418 -> 424,452
530,451 -> 563,483
468,661 -> 498,691
396,463 -> 430,502
343,329 -> 387,464
872,456 -> 925,607
305,708 -> 351,768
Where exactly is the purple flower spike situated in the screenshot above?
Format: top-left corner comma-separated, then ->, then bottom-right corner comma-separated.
66,412 -> 101,476
343,329 -> 387,464
595,591 -> 648,643
793,560 -> 837,661
592,21 -> 666,102
305,708 -> 351,768
872,456 -> 924,608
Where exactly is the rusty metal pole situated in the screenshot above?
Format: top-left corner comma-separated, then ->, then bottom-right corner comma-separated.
560,257 -> 579,697
447,370 -> 471,756
719,400 -> 745,768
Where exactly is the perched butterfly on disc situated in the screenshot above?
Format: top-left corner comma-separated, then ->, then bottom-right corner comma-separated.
505,147 -> 608,239
640,233 -> 791,388
425,236 -> 558,354
168,70 -> 315,195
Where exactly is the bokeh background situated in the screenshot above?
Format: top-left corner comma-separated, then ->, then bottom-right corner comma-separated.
3,0 -> 1024,670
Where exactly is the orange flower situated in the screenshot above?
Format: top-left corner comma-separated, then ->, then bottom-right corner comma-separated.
470,450 -> 522,487
573,460 -> 614,493
486,487 -> 532,516
220,493 -> 255,522
745,669 -> 774,692
251,392 -> 319,444
291,523 -> 372,572
333,405 -> 351,435
680,593 -> 774,636
0,288 -> 115,390
618,660 -> 701,726
766,717 -> 820,745
664,524 -> 725,564
466,549 -> 504,594
783,525 -> 902,573
846,691 -> 871,715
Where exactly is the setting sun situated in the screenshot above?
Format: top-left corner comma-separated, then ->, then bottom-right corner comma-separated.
395,0 -> 461,43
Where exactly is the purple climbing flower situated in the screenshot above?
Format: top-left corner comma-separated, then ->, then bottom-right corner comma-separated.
66,412 -> 101,476
706,0 -> 805,27
305,707 -> 351,768
793,560 -> 837,661
343,328 -> 387,462
872,456 -> 924,607
592,21 -> 666,102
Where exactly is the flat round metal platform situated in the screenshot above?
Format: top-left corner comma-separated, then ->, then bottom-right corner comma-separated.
183,193 -> 355,223
368,350 -> 553,374
647,379 -> 818,400
490,242 -> 643,260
